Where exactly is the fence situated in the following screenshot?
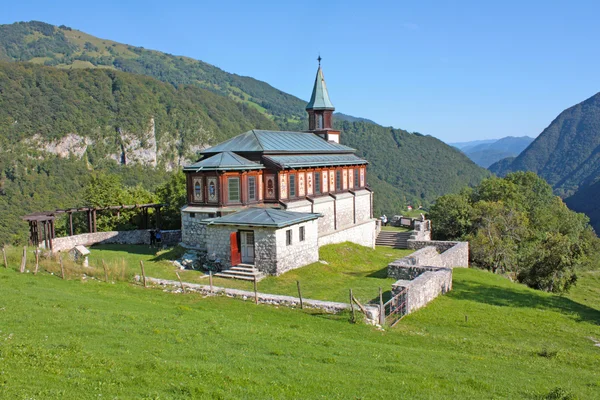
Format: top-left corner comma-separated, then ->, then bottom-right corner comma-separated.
382,287 -> 409,327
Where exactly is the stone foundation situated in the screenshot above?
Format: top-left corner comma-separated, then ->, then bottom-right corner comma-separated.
392,268 -> 452,314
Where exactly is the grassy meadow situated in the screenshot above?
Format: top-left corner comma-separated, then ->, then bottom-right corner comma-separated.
0,244 -> 599,399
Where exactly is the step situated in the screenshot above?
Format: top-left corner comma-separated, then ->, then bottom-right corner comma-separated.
214,272 -> 256,281
230,266 -> 259,273
227,269 -> 261,276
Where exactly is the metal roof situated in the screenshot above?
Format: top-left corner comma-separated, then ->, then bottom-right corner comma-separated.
201,130 -> 355,155
183,151 -> 264,171
306,66 -> 335,111
263,154 -> 368,169
209,208 -> 320,228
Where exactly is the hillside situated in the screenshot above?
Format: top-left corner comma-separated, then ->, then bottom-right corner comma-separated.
489,92 -> 600,232
336,121 -> 490,214
455,136 -> 534,168
0,21 -> 308,128
1,243 -> 599,398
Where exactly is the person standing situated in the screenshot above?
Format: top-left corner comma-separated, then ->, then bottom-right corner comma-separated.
155,229 -> 162,248
149,229 -> 156,248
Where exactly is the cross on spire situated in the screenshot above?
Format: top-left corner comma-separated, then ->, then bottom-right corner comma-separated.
317,54 -> 322,66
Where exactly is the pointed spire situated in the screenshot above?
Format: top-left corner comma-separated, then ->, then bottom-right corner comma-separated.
306,60 -> 335,111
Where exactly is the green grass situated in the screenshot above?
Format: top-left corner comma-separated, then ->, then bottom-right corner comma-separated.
1,244 -> 599,399
80,243 -> 411,303
381,225 -> 411,232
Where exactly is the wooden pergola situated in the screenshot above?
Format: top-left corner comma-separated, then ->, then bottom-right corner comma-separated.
22,203 -> 165,249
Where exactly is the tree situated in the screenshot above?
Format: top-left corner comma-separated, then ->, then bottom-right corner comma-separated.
155,171 -> 186,230
428,191 -> 473,240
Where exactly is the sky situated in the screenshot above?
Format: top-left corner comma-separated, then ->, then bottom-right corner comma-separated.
2,0 -> 600,143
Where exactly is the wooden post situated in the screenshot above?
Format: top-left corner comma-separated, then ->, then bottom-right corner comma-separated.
209,270 -> 213,293
34,250 -> 40,275
68,212 -> 74,236
253,275 -> 258,305
379,287 -> 385,326
59,254 -> 65,280
175,271 -> 186,294
349,289 -> 356,323
20,246 -> 27,273
102,260 -> 109,283
297,280 -> 303,309
140,260 -> 147,288
2,247 -> 7,269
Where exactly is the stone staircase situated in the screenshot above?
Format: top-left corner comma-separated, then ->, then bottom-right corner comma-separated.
214,263 -> 266,281
376,230 -> 412,249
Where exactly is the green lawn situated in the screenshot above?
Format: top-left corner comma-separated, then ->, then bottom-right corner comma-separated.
1,245 -> 599,399
80,243 -> 412,304
381,225 -> 411,232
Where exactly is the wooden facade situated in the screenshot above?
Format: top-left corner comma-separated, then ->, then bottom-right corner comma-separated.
186,165 -> 367,208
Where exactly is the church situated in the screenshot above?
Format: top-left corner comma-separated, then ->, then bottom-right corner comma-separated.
180,62 -> 379,278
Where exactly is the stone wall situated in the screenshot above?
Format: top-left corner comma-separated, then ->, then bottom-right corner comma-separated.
253,228 -> 278,274
181,211 -> 209,250
354,190 -> 372,224
391,268 -> 452,314
311,196 -> 335,235
140,275 -> 381,325
318,219 -> 377,249
274,220 -> 319,275
332,192 -> 355,230
407,240 -> 469,268
387,247 -> 445,280
205,225 -> 237,266
50,230 -> 181,252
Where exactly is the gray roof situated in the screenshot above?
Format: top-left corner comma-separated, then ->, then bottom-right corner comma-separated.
263,154 -> 368,169
306,66 -> 335,111
209,208 -> 320,228
201,130 -> 355,155
183,152 -> 264,171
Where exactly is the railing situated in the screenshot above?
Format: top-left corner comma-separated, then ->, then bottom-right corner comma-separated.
382,287 -> 408,327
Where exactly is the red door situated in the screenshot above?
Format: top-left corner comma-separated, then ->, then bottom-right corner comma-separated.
230,232 -> 241,266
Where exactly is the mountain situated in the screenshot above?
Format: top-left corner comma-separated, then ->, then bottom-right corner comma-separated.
0,21 -> 492,243
0,21 -> 307,129
450,139 -> 497,150
489,92 -> 600,232
450,136 -> 534,168
334,113 -> 378,125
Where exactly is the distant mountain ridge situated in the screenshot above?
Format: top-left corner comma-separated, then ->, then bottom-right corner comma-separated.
489,92 -> 600,232
450,136 -> 534,168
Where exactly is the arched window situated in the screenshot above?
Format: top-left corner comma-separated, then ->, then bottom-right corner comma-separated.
317,114 -> 324,129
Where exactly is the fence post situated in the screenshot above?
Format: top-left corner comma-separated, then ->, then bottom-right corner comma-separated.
209,270 -> 213,293
34,250 -> 40,275
253,275 -> 258,305
2,247 -> 8,269
20,246 -> 27,273
140,260 -> 147,288
349,289 -> 356,323
102,260 -> 109,283
59,254 -> 65,279
296,280 -> 303,309
175,271 -> 186,294
379,287 -> 385,326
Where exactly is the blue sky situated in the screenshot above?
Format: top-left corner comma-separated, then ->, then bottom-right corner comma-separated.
2,0 -> 600,142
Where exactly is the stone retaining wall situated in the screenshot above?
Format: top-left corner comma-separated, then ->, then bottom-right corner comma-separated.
317,219 -> 377,249
139,276 -> 380,324
50,230 -> 181,252
392,268 -> 452,314
407,240 -> 469,268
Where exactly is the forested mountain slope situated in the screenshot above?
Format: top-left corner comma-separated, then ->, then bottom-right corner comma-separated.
489,92 -> 600,233
0,21 -> 307,129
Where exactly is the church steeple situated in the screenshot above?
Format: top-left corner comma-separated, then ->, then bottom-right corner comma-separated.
306,57 -> 340,143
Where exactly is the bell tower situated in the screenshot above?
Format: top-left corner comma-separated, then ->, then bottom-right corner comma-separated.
306,56 -> 341,143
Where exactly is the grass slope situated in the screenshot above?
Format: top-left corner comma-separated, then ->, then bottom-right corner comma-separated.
1,245 -> 599,399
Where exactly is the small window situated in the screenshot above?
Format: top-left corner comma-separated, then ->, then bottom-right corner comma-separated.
289,174 -> 296,198
228,177 -> 240,202
314,172 -> 321,194
190,213 -> 195,219
317,114 -> 323,129
286,229 -> 292,246
299,226 -> 305,242
354,169 -> 359,188
336,170 -> 341,191
248,176 -> 256,201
